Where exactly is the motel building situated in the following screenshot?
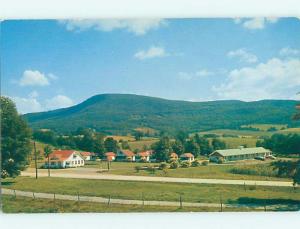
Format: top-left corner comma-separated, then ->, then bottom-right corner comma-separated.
209,146 -> 272,162
44,150 -> 85,169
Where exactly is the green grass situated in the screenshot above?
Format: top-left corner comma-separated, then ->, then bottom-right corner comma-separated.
85,161 -> 289,181
214,137 -> 258,148
3,195 -> 236,213
2,177 -> 299,205
128,139 -> 158,151
241,124 -> 288,131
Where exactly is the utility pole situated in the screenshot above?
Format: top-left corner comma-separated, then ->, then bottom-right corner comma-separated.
33,141 -> 38,179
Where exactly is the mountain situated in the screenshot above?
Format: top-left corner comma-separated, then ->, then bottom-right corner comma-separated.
23,94 -> 300,134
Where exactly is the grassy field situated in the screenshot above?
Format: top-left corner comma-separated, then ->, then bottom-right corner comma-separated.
85,160 -> 289,181
128,139 -> 158,151
212,137 -> 258,148
241,124 -> 287,131
2,195 -> 262,213
2,177 -> 299,206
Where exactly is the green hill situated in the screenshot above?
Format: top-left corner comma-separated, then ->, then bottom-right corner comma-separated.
23,94 -> 300,134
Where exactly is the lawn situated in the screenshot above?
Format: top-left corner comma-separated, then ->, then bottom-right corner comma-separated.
1,195 -> 260,213
2,177 -> 299,206
213,137 -> 258,148
84,161 -> 290,181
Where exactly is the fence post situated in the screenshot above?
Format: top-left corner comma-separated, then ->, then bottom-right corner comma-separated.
142,193 -> 145,207
33,192 -> 35,200
13,189 -> 16,199
244,182 -> 246,191
108,195 -> 111,207
54,193 -> 56,201
220,194 -> 223,212
179,194 -> 183,209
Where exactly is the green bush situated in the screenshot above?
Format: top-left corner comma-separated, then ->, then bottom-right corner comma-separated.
217,158 -> 224,164
159,162 -> 169,170
135,166 -> 142,173
181,161 -> 190,168
191,160 -> 201,167
169,161 -> 179,169
201,160 -> 209,166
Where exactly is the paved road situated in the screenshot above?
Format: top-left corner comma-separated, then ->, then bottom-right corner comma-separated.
21,169 -> 294,187
2,188 -> 263,210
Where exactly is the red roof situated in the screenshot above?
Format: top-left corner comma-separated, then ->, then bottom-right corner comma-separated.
170,152 -> 178,158
138,151 -> 150,157
180,153 -> 194,158
121,150 -> 135,157
80,152 -> 93,156
105,152 -> 116,157
48,150 -> 77,161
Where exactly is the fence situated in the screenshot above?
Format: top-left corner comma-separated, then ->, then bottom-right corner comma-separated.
3,188 -> 286,211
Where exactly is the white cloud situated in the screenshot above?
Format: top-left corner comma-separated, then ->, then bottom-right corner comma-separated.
279,47 -> 300,57
28,90 -> 39,98
227,49 -> 258,63
19,70 -> 50,86
234,17 -> 279,30
134,46 -> 168,60
196,69 -> 214,77
11,96 -> 43,114
59,19 -> 167,35
178,69 -> 215,80
48,73 -> 59,80
10,94 -> 74,114
45,95 -> 74,110
212,58 -> 300,101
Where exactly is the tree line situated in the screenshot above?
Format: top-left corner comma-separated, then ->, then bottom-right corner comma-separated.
151,131 -> 226,162
32,128 -> 121,158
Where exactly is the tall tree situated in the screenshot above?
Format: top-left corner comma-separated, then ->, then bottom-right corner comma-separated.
1,97 -> 32,178
194,134 -> 212,155
152,136 -> 172,162
184,139 -> 201,157
44,145 -> 53,177
104,137 -> 118,153
211,138 -> 226,150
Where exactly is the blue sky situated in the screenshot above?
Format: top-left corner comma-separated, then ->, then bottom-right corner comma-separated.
1,18 -> 300,114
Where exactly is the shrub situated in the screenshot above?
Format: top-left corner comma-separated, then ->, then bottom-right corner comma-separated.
147,166 -> 156,174
169,161 -> 179,169
135,166 -> 142,173
217,158 -> 224,164
202,160 -> 209,166
181,161 -> 190,168
191,160 -> 201,167
159,162 -> 169,170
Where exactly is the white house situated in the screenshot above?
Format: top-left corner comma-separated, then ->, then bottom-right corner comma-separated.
44,150 -> 85,168
209,147 -> 272,162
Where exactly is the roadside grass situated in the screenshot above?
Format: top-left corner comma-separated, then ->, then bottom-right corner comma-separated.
84,161 -> 289,181
1,195 -> 261,213
2,177 -> 299,205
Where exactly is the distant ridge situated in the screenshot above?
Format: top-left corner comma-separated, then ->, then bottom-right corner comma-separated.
23,94 -> 299,134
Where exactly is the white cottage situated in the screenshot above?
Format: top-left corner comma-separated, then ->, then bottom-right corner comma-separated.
44,150 -> 85,168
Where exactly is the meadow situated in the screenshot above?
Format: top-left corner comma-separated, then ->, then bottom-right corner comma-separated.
84,160 -> 289,181
2,177 -> 299,205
